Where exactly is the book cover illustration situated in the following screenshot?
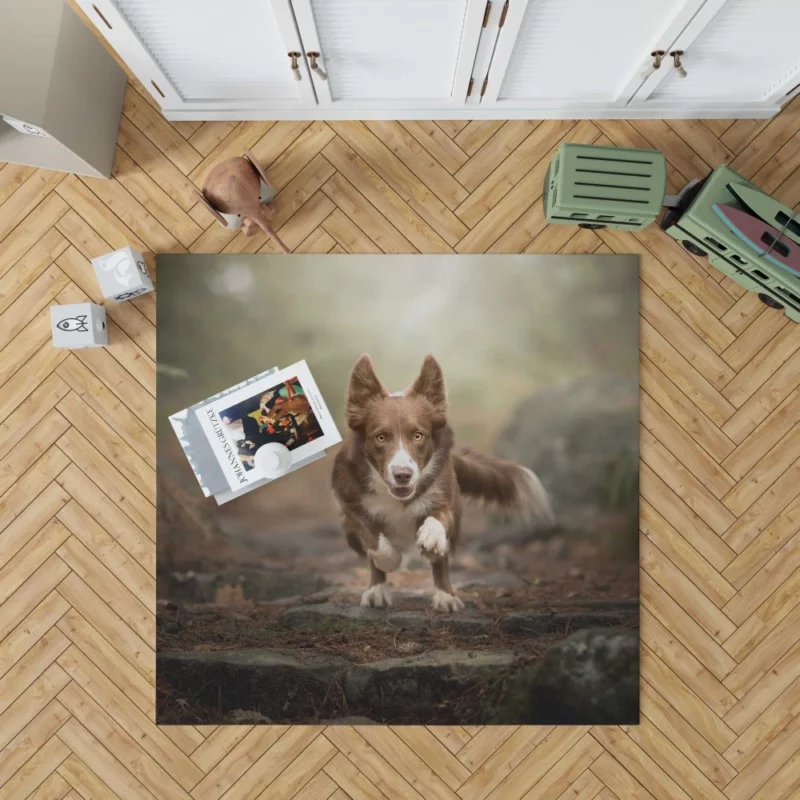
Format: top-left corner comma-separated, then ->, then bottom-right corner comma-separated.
170,360 -> 341,503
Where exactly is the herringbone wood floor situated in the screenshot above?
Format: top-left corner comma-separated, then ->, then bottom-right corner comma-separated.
2,35 -> 800,797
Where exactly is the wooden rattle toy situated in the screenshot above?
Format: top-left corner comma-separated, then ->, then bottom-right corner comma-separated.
196,149 -> 290,254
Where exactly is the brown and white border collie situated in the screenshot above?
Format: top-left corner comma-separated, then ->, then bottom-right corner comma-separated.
332,354 -> 554,612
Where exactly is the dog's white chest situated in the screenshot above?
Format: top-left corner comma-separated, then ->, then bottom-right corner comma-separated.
361,493 -> 419,550
362,475 -> 442,551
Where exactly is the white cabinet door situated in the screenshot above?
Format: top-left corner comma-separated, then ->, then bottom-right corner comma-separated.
290,0 -> 486,108
631,0 -> 800,109
74,0 -> 316,112
479,0 -> 707,109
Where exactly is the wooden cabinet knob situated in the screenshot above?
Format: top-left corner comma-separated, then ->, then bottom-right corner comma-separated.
670,51 -> 687,79
288,52 -> 302,81
641,50 -> 665,81
307,52 -> 327,81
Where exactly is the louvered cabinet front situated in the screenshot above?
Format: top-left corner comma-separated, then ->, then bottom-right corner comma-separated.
633,0 -> 800,107
73,0 -> 799,118
75,0 -> 317,112
477,0 -> 710,108
290,0 -> 486,108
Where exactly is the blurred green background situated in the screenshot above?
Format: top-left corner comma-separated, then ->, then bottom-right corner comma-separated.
157,254 -> 639,560
158,255 -> 637,447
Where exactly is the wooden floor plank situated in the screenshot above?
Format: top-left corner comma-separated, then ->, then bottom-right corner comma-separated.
0,699 -> 70,790
122,85 -> 202,176
454,121 -> 537,192
454,121 -> 506,156
454,119 -> 577,231
637,681 -> 737,791
0,590 -> 69,684
400,120 -> 469,175
0,663 -> 70,752
220,726 -> 323,800
0,193 -> 68,278
56,391 -> 155,504
639,644 -> 737,752
0,626 -> 70,720
324,128 -> 462,249
640,500 -> 736,609
57,681 -> 192,800
57,717 -> 158,800
57,645 -> 203,790
56,355 -> 155,463
321,172 -> 417,254
190,727 -> 287,800
116,115 -> 201,212
0,228 -> 69,317
263,121 -> 333,191
0,163 -> 37,207
0,554 -> 70,646
641,536 -> 736,644
55,463 -> 155,572
57,573 -> 154,682
591,726 -> 696,800
56,608 -> 153,715
0,731 -> 71,800
641,573 -> 737,683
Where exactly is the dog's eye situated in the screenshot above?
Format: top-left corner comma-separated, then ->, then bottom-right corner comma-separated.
414,432 -> 424,441
376,434 -> 386,443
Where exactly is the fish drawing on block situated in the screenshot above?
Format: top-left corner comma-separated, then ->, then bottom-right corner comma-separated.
712,204 -> 800,277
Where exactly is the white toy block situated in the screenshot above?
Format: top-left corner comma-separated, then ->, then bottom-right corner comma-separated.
51,303 -> 107,349
91,246 -> 154,302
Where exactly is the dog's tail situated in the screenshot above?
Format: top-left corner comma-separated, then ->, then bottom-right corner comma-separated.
453,448 -> 554,526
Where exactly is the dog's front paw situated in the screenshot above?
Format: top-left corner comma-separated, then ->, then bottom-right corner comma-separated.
361,583 -> 392,608
367,534 -> 402,573
416,517 -> 449,560
432,589 -> 464,613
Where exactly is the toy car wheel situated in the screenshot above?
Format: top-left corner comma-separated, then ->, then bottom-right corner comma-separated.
682,240 -> 707,257
758,293 -> 784,310
578,223 -> 606,230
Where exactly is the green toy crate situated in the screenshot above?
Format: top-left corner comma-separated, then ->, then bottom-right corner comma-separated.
661,165 -> 800,323
544,143 -> 667,231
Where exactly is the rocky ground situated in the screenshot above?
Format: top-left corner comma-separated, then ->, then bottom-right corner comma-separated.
156,524 -> 638,724
156,374 -> 641,724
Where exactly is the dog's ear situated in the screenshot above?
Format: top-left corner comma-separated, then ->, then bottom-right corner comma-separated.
346,355 -> 387,430
408,355 -> 447,415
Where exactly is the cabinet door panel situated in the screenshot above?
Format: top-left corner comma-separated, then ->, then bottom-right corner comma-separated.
292,0 -> 485,107
644,0 -> 800,105
483,0 -> 705,106
75,0 -> 315,110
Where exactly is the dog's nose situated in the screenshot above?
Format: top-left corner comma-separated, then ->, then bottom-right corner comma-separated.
392,467 -> 413,485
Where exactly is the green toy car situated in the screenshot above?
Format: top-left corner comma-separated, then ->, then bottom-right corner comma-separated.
660,165 -> 800,323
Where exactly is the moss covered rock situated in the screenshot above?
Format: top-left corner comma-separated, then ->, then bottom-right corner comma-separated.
493,627 -> 639,724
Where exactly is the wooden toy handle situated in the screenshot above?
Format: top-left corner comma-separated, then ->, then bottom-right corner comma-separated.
194,190 -> 229,227
243,149 -> 274,191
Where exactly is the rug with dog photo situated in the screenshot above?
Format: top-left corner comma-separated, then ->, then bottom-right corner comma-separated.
156,254 -> 640,725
